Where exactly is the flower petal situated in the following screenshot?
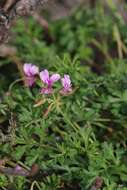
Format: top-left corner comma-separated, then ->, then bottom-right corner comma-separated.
50,74 -> 61,84
64,75 -> 71,85
23,63 -> 32,76
40,70 -> 49,84
30,65 -> 39,75
61,74 -> 72,90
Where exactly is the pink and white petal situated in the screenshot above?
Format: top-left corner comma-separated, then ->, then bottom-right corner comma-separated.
61,78 -> 66,87
50,74 -> 61,83
30,65 -> 39,75
61,75 -> 72,89
40,70 -> 49,84
23,63 -> 32,76
64,75 -> 71,85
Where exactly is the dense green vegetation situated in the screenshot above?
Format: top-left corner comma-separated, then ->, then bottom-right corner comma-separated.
0,3 -> 127,190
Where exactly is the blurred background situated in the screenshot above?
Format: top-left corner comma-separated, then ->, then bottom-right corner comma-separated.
1,0 -> 127,94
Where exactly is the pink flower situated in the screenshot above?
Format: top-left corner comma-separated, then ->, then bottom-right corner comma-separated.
23,63 -> 39,87
60,75 -> 72,95
40,69 -> 60,94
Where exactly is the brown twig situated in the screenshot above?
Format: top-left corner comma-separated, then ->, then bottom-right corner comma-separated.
3,0 -> 17,11
0,0 -> 49,43
33,12 -> 54,43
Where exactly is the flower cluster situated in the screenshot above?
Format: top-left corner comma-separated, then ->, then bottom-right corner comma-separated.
23,63 -> 72,95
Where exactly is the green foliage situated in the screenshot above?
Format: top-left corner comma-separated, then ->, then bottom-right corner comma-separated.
1,2 -> 127,190
1,56 -> 127,189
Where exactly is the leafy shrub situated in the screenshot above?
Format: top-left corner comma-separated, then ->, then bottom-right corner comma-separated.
1,3 -> 127,190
